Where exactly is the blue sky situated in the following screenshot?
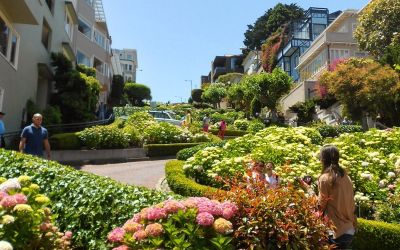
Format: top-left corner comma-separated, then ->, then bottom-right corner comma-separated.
102,0 -> 369,103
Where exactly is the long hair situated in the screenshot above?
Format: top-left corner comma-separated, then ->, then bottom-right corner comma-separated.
319,145 -> 345,186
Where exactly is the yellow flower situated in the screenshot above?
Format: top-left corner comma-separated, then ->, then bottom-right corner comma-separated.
1,215 -> 15,224
13,204 -> 33,213
17,176 -> 31,186
35,195 -> 50,204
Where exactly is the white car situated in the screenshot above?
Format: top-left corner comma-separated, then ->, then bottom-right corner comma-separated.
148,111 -> 182,126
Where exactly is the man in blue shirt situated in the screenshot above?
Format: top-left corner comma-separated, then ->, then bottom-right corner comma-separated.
0,112 -> 5,148
19,113 -> 51,159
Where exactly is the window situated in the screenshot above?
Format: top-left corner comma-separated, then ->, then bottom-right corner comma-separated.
76,50 -> 90,67
45,0 -> 54,12
128,65 -> 132,71
127,54 -> 132,60
78,17 -> 91,39
94,30 -> 105,49
0,17 -> 9,57
337,24 -> 348,33
93,57 -> 105,75
312,24 -> 326,39
0,14 -> 19,67
330,49 -> 350,62
65,11 -> 73,40
41,19 -> 51,50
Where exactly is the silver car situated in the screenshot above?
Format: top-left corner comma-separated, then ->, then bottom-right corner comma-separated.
148,111 -> 182,126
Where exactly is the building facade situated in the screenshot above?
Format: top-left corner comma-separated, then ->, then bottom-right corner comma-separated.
276,8 -> 341,82
280,10 -> 367,122
0,0 -> 112,132
242,51 -> 262,75
0,0 -> 79,132
210,55 -> 244,83
111,48 -> 138,82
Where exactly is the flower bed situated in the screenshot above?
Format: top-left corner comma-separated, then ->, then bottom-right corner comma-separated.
182,127 -> 400,222
0,176 -> 72,249
108,197 -> 237,249
0,150 -> 175,249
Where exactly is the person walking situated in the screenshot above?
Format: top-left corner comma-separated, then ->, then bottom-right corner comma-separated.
217,119 -> 226,139
318,145 -> 356,249
0,112 -> 5,148
19,113 -> 51,159
184,110 -> 192,128
202,114 -> 210,132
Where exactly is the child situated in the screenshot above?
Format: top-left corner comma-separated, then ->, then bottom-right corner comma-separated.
217,120 -> 226,139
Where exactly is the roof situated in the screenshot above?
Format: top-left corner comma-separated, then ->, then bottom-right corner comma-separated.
93,0 -> 106,23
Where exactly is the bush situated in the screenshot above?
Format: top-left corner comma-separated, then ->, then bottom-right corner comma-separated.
143,122 -> 190,144
316,125 -> 363,138
122,125 -> 141,146
108,197 -> 236,249
49,132 -> 81,150
0,150 -> 174,249
42,105 -> 62,125
374,194 -> 400,223
113,106 -> 149,117
125,111 -> 156,131
0,176 -> 72,249
209,129 -> 248,137
165,160 -> 218,197
144,143 -> 202,157
233,119 -> 250,131
354,219 -> 400,250
247,119 -> 265,133
176,141 -> 227,161
77,125 -> 130,149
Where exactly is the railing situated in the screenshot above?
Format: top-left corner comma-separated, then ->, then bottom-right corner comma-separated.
2,114 -> 114,139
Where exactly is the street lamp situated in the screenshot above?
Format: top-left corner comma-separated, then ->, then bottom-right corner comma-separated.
185,80 -> 193,93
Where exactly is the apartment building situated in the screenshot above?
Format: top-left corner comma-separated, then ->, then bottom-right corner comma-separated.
242,51 -> 262,75
276,8 -> 341,82
111,48 -> 138,82
75,0 -> 112,104
0,0 -> 78,132
210,55 -> 244,83
280,10 -> 367,121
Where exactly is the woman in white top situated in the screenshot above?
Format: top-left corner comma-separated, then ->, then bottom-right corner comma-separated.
264,162 -> 280,188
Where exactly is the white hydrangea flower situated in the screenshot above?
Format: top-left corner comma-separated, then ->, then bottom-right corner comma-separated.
0,178 -> 21,192
388,172 -> 396,178
0,241 -> 13,250
378,180 -> 387,188
361,162 -> 369,167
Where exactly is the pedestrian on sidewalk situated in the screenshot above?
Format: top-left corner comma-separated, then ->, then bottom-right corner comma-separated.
19,113 -> 51,159
318,145 -> 356,249
0,112 -> 5,148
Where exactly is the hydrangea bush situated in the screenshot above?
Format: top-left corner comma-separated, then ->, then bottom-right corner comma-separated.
108,197 -> 237,249
183,127 -> 400,218
0,176 -> 72,249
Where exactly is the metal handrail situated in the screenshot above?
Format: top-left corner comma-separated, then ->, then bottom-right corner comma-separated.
2,114 -> 114,139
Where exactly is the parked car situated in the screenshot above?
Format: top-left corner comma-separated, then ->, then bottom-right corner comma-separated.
148,111 -> 182,126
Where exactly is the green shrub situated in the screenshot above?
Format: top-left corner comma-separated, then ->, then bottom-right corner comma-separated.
316,125 -> 363,138
113,106 -> 149,117
49,132 -> 81,150
248,119 -> 265,133
143,122 -> 189,144
209,129 -> 248,137
354,219 -> 400,250
374,195 -> 400,223
77,125 -> 130,149
122,125 -> 141,146
233,119 -> 250,131
144,143 -> 202,157
165,160 -> 217,196
0,149 -> 174,249
176,141 -> 227,161
125,111 -> 155,131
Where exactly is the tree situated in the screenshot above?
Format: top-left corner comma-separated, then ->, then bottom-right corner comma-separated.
216,73 -> 243,86
319,58 -> 400,126
201,83 -> 227,108
191,89 -> 204,103
243,3 -> 303,53
250,68 -> 293,121
109,75 -> 125,106
355,0 -> 400,57
289,100 -> 316,125
51,53 -> 100,123
124,82 -> 152,106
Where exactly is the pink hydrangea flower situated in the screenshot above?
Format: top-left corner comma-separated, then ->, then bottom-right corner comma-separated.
123,219 -> 143,233
222,208 -> 235,220
196,212 -> 214,226
213,218 -> 233,234
13,194 -> 27,204
0,191 -> 8,200
197,200 -> 222,216
163,200 -> 185,214
145,223 -> 164,237
0,196 -> 17,209
39,222 -> 52,232
221,201 -> 238,214
64,231 -> 73,239
133,230 -> 148,241
113,246 -> 130,250
388,184 -> 396,190
131,213 -> 142,223
146,207 -> 167,220
107,227 -> 125,243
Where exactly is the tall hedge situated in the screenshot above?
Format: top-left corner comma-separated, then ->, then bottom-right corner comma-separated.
0,149 -> 174,249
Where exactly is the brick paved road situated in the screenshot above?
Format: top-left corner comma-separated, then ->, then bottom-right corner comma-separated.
79,159 -> 170,189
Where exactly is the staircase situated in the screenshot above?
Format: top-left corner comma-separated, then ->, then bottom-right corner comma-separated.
316,103 -> 342,125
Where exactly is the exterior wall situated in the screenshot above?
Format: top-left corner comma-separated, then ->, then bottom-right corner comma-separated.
281,81 -> 317,119
242,51 -> 261,75
0,0 -> 77,132
75,0 -> 112,104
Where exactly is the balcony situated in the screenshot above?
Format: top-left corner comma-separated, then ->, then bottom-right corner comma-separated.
0,0 -> 37,24
213,66 -> 227,77
278,39 -> 311,61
